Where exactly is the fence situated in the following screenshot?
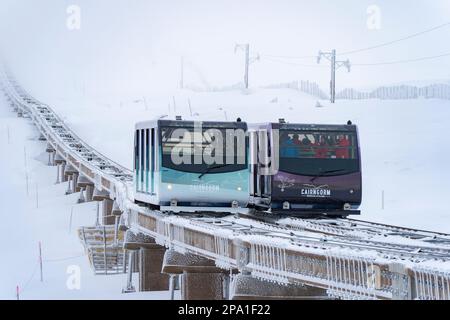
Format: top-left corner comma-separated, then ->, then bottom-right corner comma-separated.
337,83 -> 450,100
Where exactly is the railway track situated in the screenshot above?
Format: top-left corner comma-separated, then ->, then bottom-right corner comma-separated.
234,211 -> 450,259
6,70 -> 449,262
3,65 -> 450,300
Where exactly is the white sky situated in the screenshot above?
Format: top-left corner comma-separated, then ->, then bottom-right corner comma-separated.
0,0 -> 449,95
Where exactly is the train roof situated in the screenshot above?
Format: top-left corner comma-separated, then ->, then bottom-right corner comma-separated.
136,119 -> 248,130
249,122 -> 358,132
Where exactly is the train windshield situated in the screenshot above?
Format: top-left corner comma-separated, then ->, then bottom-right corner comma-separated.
161,126 -> 248,174
278,130 -> 359,176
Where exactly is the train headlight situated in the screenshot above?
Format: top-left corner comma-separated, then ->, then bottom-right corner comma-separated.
343,203 -> 352,211
167,184 -> 173,190
349,189 -> 354,194
237,187 -> 242,191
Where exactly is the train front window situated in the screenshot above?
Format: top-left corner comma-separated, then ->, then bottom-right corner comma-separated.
161,126 -> 248,174
279,130 -> 359,176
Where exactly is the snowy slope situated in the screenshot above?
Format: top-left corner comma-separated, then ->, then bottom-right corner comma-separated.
22,84 -> 450,233
0,95 -> 178,299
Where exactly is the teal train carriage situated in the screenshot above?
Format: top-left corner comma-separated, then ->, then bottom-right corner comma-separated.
134,118 -> 249,213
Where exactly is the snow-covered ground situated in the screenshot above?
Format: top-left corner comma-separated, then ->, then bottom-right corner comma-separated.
25,85 -> 450,233
0,95 -> 178,299
1,81 -> 450,299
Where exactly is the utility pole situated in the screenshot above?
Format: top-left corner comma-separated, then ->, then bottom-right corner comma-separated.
318,49 -> 351,103
244,44 -> 249,89
235,44 -> 259,89
331,49 -> 336,103
180,56 -> 184,89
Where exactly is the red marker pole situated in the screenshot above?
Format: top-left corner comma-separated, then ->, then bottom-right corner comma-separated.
16,285 -> 19,300
39,241 -> 43,282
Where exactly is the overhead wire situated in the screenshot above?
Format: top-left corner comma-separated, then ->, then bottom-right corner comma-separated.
353,51 -> 450,66
256,20 -> 450,67
340,21 -> 450,55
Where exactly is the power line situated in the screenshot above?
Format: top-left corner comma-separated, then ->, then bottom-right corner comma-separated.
258,21 -> 450,60
353,51 -> 450,66
260,53 -> 316,60
340,21 -> 450,55
261,56 -> 326,68
263,49 -> 450,68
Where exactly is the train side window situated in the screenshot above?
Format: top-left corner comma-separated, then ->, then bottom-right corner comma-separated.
135,130 -> 140,190
141,129 -> 145,190
249,131 -> 257,197
146,129 -> 150,193
151,128 -> 155,194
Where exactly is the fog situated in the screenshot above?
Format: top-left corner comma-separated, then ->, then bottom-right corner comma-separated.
0,0 -> 449,96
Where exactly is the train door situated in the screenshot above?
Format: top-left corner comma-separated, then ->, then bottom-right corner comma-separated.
264,129 -> 272,197
143,126 -> 156,196
249,130 -> 258,199
151,127 -> 156,195
145,128 -> 150,193
257,128 -> 270,199
140,129 -> 145,193
135,129 -> 139,191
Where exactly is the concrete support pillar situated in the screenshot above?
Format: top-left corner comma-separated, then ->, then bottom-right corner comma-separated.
77,187 -> 85,203
102,199 -> 114,225
123,230 -> 169,293
72,172 -> 79,193
92,188 -> 110,201
133,249 -> 140,273
231,274 -> 329,300
55,164 -> 61,184
162,250 -> 227,300
85,185 -> 94,202
45,147 -> 55,166
182,271 -> 225,300
60,163 -> 67,182
139,247 -> 170,292
47,152 -> 53,166
64,164 -> 77,183
65,175 -> 73,195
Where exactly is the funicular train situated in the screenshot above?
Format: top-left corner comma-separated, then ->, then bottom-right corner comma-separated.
134,119 -> 249,213
134,117 -> 361,217
249,120 -> 361,217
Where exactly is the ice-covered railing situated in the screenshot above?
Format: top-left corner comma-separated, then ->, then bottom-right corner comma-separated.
129,210 -> 450,300
2,67 -> 450,300
0,68 -> 132,211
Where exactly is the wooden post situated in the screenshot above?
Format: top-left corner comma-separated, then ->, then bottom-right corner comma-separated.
39,241 -> 43,282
